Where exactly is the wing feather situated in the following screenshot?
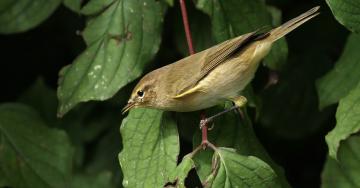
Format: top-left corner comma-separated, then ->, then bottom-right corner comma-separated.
174,31 -> 260,98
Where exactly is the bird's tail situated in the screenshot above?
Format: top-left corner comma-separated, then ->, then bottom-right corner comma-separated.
265,6 -> 320,42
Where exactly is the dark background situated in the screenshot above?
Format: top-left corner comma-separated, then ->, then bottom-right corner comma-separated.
0,0 -> 348,187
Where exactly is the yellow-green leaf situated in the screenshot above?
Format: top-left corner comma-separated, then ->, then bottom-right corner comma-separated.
208,148 -> 280,188
168,155 -> 195,188
326,81 -> 360,159
322,134 -> 360,188
119,109 -> 179,188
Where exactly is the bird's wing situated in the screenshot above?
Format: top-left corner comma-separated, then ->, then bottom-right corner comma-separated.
173,31 -> 261,98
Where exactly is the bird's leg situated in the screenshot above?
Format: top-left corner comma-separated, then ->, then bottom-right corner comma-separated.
195,97 -> 247,153
200,96 -> 247,129
232,96 -> 247,119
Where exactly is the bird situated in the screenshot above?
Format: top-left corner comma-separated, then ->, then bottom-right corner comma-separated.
122,6 -> 320,114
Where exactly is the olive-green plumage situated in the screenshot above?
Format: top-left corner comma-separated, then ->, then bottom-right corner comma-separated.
123,6 -> 320,113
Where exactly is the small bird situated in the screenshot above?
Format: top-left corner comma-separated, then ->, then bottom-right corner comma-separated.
122,6 -> 320,114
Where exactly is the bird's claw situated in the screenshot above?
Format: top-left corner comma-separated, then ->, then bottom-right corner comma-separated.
200,119 -> 215,130
200,119 -> 208,129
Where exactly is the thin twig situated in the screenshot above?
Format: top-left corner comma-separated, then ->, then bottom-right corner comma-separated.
179,0 -> 195,55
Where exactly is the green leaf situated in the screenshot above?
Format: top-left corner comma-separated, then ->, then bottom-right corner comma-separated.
18,78 -> 58,126
57,0 -> 167,117
326,0 -> 360,32
316,33 -> 360,109
322,134 -> 360,188
0,0 -> 61,34
71,171 -> 115,188
61,106 -> 117,168
0,158 -> 8,187
17,78 -> 102,169
168,155 -> 195,188
326,81 -> 360,159
0,103 -> 73,188
18,78 -> 84,167
63,0 -> 82,13
119,109 -> 179,188
164,0 -> 174,7
207,147 -> 280,188
189,104 -> 289,187
80,0 -> 116,15
195,0 -> 288,70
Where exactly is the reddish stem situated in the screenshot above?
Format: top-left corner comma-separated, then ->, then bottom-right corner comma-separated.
179,0 -> 195,55
179,0 -> 208,148
201,113 -> 208,146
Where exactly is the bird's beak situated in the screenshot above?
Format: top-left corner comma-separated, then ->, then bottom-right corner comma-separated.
122,100 -> 135,114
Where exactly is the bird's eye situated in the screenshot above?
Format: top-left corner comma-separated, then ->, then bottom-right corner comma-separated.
137,90 -> 144,98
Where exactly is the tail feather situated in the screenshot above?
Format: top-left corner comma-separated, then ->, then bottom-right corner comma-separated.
266,6 -> 320,42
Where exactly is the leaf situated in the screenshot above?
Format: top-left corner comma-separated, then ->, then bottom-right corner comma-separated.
190,104 -> 290,187
17,78 -> 99,168
322,134 -> 360,188
0,103 -> 73,188
195,0 -> 288,70
18,78 -> 58,126
326,0 -> 360,32
80,0 -> 116,15
18,78 -> 124,178
164,0 -> 174,7
119,109 -> 179,188
71,171 -> 115,188
63,0 -> 82,13
316,33 -> 360,109
57,0 -> 167,117
0,152 -> 8,187
325,81 -> 360,159
0,0 -> 61,34
207,147 -> 280,188
168,155 -> 195,188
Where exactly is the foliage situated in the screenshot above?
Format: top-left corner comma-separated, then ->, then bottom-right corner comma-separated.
321,134 -> 360,188
1,0 -> 360,187
119,109 -> 179,187
0,103 -> 73,188
56,0 -> 167,117
316,34 -> 360,109
0,0 -> 61,34
326,0 -> 360,32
